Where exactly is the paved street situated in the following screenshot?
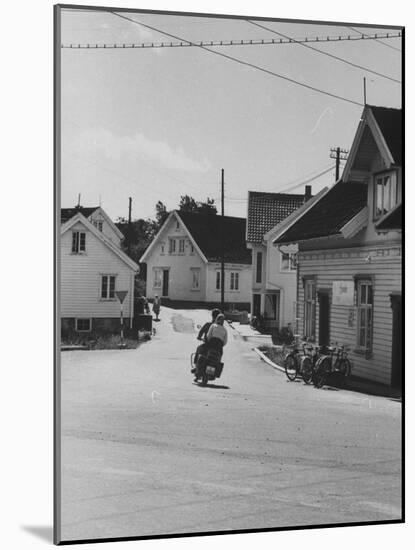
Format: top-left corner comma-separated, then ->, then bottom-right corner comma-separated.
60,307 -> 402,542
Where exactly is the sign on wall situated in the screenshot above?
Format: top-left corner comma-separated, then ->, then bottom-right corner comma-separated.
332,281 -> 355,306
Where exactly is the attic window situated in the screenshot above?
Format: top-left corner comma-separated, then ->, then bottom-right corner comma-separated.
93,220 -> 103,232
374,171 -> 397,220
72,231 -> 86,253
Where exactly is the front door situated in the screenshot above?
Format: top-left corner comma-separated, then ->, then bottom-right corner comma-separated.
318,292 -> 330,346
162,269 -> 169,297
391,294 -> 402,389
253,294 -> 261,317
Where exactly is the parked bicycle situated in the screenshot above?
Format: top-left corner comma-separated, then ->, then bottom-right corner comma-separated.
313,343 -> 352,388
284,337 -> 315,384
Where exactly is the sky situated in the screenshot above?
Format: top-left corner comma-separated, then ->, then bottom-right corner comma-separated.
59,7 -> 402,222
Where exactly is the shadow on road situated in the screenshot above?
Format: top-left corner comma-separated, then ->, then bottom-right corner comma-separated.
192,383 -> 230,390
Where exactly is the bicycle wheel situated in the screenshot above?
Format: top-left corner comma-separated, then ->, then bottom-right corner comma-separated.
284,353 -> 297,381
313,357 -> 330,388
338,358 -> 351,377
301,356 -> 313,384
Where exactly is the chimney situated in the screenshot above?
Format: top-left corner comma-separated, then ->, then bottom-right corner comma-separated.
304,185 -> 312,202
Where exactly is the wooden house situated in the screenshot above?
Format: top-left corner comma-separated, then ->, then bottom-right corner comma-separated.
60,207 -> 139,337
246,187 -> 312,331
274,105 -> 402,387
140,210 -> 252,309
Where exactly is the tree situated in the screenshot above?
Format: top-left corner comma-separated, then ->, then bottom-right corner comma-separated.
178,195 -> 217,215
155,201 -> 169,229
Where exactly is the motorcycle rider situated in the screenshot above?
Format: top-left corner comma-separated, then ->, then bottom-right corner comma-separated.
192,308 -> 221,380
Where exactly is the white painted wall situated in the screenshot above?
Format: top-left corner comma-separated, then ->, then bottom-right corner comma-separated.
89,210 -> 123,248
61,221 -> 135,318
206,263 -> 252,305
144,215 -> 207,301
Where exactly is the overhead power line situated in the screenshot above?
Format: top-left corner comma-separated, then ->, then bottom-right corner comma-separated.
216,164 -> 336,203
348,26 -> 402,52
246,20 -> 401,84
109,11 -> 364,108
61,30 -> 402,50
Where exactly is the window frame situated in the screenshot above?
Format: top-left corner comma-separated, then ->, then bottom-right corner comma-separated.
75,318 -> 92,332
303,278 -> 316,341
230,271 -> 240,291
280,251 -> 297,272
71,231 -> 86,254
178,238 -> 185,254
191,268 -> 201,290
355,278 -> 373,354
100,274 -> 116,300
373,170 -> 398,221
256,251 -> 263,284
169,238 -> 176,254
215,270 -> 223,291
153,268 -> 163,289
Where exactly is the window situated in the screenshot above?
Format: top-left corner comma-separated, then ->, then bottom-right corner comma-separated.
264,293 -> 279,320
356,280 -> 373,352
374,172 -> 397,219
256,251 -> 262,283
153,268 -> 162,289
169,239 -> 176,254
304,279 -> 316,340
191,268 -> 200,290
76,318 -> 91,332
216,271 -> 223,290
190,243 -> 194,254
93,220 -> 103,232
101,275 -> 116,299
161,244 -> 165,254
230,271 -> 239,290
71,231 -> 86,253
281,252 -> 297,271
179,239 -> 185,254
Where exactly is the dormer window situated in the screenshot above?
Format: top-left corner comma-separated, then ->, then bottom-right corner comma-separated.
374,171 -> 397,220
72,231 -> 86,253
93,220 -> 103,232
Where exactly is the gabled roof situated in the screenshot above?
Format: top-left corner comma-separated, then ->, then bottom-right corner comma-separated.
178,211 -> 251,264
275,181 -> 367,244
61,213 -> 139,272
370,106 -> 402,166
61,206 -> 99,224
247,191 -> 306,243
375,203 -> 402,233
61,206 -> 125,240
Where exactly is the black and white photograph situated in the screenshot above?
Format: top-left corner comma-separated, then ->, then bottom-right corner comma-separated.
54,2 -> 403,545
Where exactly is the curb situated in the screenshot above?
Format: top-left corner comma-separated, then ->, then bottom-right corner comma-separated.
252,347 -> 285,374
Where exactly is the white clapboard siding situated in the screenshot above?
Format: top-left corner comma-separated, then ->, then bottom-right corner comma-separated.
61,222 -> 134,318
298,245 -> 401,385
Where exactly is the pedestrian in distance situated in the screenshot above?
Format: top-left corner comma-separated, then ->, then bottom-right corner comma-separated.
152,294 -> 161,322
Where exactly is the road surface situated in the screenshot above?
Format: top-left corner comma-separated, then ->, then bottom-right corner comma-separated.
59,308 -> 402,542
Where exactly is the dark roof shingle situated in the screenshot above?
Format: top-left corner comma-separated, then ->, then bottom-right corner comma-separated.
61,207 -> 99,224
276,182 -> 367,244
375,203 -> 402,232
247,191 -> 306,243
177,211 -> 251,264
370,105 -> 402,165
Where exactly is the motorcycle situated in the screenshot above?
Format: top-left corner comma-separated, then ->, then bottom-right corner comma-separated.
190,341 -> 224,386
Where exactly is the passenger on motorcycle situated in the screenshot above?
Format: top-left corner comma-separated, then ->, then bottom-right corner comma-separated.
206,313 -> 228,355
192,308 -> 221,371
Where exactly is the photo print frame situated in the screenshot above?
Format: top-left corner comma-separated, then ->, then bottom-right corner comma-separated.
54,3 -> 403,545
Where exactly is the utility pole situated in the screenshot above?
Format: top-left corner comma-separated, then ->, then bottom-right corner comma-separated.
330,147 -> 349,182
127,197 -> 132,255
221,169 -> 225,312
363,77 -> 367,105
